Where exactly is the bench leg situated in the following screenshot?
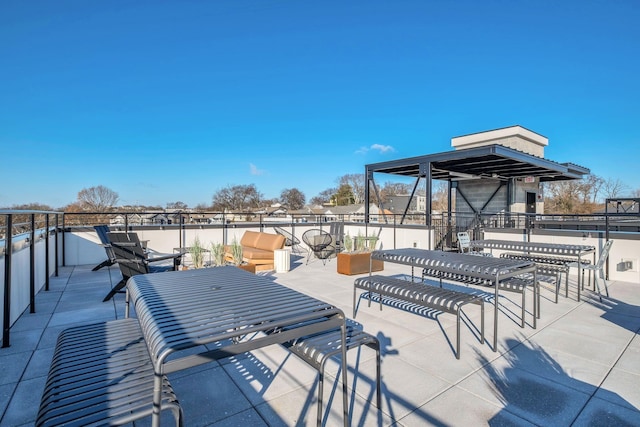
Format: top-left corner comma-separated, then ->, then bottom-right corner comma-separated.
315,342 -> 382,425
480,301 -> 485,344
456,311 -> 461,359
520,286 -> 526,328
555,272 -> 561,303
530,272 -> 538,329
353,288 -> 357,318
317,364 -> 326,426
536,277 -> 540,320
457,301 -> 485,359
294,335 -> 382,427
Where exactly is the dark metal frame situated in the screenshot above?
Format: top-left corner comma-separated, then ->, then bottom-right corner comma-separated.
364,144 -> 590,227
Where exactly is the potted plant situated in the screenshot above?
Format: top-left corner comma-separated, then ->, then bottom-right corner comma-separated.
337,231 -> 384,275
210,242 -> 226,267
188,237 -> 206,269
230,238 -> 255,273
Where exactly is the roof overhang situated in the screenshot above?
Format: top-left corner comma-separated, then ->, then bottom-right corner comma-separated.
365,144 -> 589,182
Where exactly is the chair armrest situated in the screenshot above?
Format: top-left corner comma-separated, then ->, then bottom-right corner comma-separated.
111,242 -> 137,248
147,252 -> 183,263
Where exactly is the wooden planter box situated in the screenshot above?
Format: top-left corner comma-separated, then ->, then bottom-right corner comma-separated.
337,252 -> 384,275
237,263 -> 256,274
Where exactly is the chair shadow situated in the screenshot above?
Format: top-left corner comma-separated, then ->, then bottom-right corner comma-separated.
588,294 -> 640,334
479,336 -> 640,426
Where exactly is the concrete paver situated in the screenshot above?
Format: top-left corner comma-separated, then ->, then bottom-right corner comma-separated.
1,258 -> 639,426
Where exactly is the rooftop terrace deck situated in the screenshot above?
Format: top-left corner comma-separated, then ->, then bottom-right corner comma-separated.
1,254 -> 639,426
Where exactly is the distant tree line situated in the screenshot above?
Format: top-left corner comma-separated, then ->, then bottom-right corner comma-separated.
3,174 -> 639,216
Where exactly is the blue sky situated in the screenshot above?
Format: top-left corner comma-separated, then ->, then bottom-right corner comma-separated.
2,0 -> 639,209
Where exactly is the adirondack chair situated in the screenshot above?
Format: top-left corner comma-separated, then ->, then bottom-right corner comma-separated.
92,225 -> 116,271
102,231 -> 184,301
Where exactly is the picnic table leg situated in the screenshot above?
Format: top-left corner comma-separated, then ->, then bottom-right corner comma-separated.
577,255 -> 582,302
493,275 -> 499,351
533,271 -> 537,328
341,322 -> 349,427
152,372 -> 163,427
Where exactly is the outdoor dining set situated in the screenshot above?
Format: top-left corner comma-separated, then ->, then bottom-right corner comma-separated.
34,227 -> 614,426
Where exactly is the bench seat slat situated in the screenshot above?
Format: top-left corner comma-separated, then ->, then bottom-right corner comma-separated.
354,275 -> 484,359
37,318 -> 183,427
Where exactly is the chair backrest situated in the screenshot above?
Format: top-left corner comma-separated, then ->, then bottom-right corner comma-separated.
595,240 -> 614,269
457,232 -> 471,253
107,232 -> 150,281
94,225 -> 116,262
273,226 -> 300,246
302,229 -> 332,250
94,225 -> 110,245
329,222 -> 344,239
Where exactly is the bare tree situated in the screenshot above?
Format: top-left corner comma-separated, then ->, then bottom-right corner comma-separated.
338,174 -> 365,204
432,181 -> 448,212
280,188 -> 306,210
211,184 -> 263,211
602,178 -> 628,200
8,202 -> 53,211
583,175 -> 604,204
378,182 -> 412,204
166,201 -> 188,210
543,176 -> 604,214
310,188 -> 337,206
77,185 -> 119,211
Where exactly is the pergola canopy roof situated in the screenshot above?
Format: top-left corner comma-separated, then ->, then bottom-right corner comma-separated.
366,144 -> 589,182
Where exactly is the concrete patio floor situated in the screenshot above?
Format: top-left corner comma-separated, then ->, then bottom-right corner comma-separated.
1,253 -> 639,426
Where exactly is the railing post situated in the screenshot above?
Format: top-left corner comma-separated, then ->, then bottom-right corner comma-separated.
3,214 -> 13,347
55,214 -> 59,276
605,212 -> 610,279
61,213 -> 66,267
179,215 -> 184,249
30,214 -> 36,314
393,214 -> 397,249
45,214 -> 50,291
222,213 -> 227,246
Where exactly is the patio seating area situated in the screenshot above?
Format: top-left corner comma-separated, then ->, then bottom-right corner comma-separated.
1,253 -> 639,426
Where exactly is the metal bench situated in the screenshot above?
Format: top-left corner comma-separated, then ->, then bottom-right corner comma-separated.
37,318 -> 183,427
420,266 -> 535,324
500,253 -> 575,303
281,324 -> 381,426
354,275 -> 484,359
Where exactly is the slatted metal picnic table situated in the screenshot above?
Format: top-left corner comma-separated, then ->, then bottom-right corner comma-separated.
126,266 -> 349,427
371,248 -> 537,351
469,239 -> 596,300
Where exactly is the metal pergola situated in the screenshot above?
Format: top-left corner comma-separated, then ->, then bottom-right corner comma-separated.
364,144 -> 590,225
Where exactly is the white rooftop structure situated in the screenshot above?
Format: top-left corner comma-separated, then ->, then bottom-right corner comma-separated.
452,125 -> 549,158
